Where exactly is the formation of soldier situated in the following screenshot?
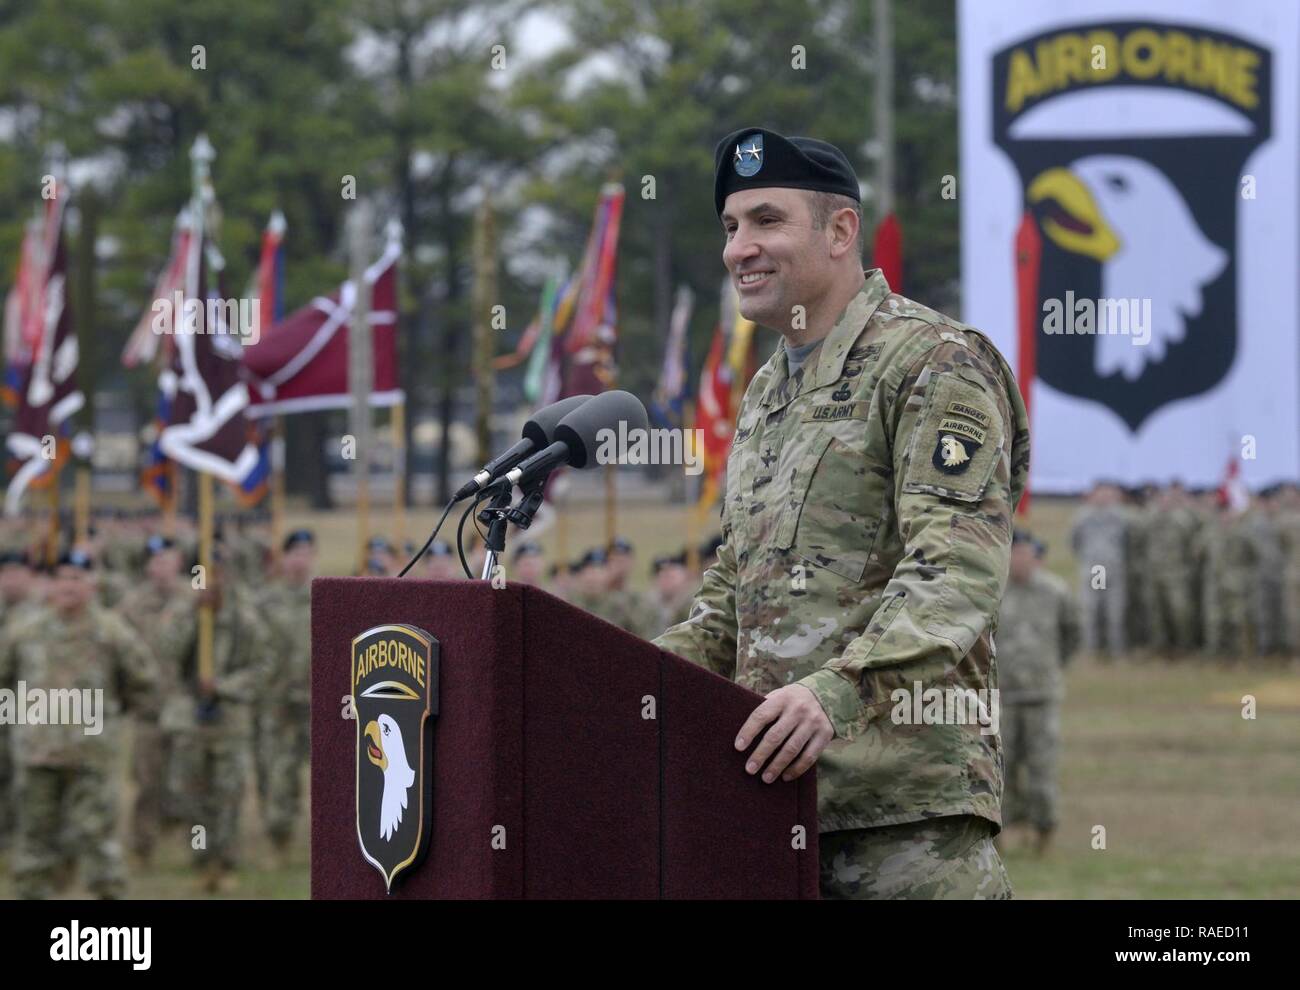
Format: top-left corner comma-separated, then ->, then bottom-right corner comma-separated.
0,510 -> 314,897
1070,479 -> 1300,660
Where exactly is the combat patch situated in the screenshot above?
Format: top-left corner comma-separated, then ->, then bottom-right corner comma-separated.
903,372 -> 1003,502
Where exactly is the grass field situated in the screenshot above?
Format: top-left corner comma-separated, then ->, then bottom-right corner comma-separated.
1,494 -> 1295,898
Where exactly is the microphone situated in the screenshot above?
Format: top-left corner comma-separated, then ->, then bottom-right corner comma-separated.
489,390 -> 649,492
452,394 -> 593,501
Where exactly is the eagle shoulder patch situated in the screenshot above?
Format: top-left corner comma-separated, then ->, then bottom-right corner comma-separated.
903,372 -> 1004,501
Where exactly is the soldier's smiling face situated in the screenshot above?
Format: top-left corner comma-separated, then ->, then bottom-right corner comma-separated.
721,187 -> 833,332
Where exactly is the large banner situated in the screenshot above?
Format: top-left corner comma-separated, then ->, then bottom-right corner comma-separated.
959,0 -> 1299,492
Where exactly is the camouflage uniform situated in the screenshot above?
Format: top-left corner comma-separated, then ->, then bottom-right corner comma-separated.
257,580 -> 311,847
1068,504 -> 1128,655
1125,509 -> 1150,650
1243,507 -> 1285,655
164,588 -> 270,872
569,588 -> 652,638
119,581 -> 192,857
996,568 -> 1079,832
0,605 -> 157,898
1196,513 -> 1255,656
648,587 -> 696,639
1144,504 -> 1198,654
1278,505 -> 1300,653
654,271 -> 1030,899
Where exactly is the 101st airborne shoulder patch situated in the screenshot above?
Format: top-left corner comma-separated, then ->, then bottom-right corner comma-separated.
353,623 -> 439,892
904,373 -> 1003,501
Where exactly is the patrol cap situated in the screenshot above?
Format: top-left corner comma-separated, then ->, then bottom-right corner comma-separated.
714,127 -> 861,217
55,548 -> 95,571
282,529 -> 316,552
512,540 -> 544,562
145,535 -> 177,557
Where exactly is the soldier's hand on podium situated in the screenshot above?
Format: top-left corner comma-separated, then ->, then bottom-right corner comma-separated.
735,684 -> 833,783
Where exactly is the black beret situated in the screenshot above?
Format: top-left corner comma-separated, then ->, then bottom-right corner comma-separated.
580,547 -> 609,569
145,535 -> 177,557
512,540 -> 543,561
651,551 -> 687,575
281,529 -> 315,552
55,548 -> 95,571
714,127 -> 860,217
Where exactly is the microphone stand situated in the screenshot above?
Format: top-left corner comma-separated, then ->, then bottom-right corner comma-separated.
475,473 -> 550,580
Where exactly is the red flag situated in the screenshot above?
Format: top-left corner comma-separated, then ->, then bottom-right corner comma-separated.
5,190 -> 85,515
872,212 -> 903,292
156,205 -> 260,483
1014,210 -> 1041,516
242,237 -> 402,416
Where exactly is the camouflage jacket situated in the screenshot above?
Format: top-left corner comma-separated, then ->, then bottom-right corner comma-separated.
0,604 -> 157,768
259,580 -> 312,709
995,569 -> 1079,702
154,587 -> 271,736
120,582 -> 193,722
1143,506 -> 1199,574
1069,505 -> 1130,567
654,270 -> 1030,832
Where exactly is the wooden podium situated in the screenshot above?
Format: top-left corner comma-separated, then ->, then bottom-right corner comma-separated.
310,578 -> 819,898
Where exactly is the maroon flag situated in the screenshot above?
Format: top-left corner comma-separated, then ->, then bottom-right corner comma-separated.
4,191 -> 84,516
156,205 -> 260,484
241,237 -> 402,416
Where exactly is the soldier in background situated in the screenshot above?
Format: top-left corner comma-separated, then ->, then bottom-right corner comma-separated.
1277,482 -> 1300,655
365,536 -> 399,577
1197,495 -> 1256,659
997,531 -> 1079,856
420,539 -> 461,580
1124,485 -> 1153,653
568,547 -> 646,636
119,535 -> 189,864
1245,486 -> 1286,656
0,550 -> 157,898
648,551 -> 695,635
509,540 -> 546,586
1069,481 -> 1129,657
165,551 -> 271,893
0,549 -> 37,855
607,538 -> 658,637
1144,483 -> 1199,657
259,529 -> 315,861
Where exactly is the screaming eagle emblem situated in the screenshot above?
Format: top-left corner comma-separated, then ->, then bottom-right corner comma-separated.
353,624 -> 439,892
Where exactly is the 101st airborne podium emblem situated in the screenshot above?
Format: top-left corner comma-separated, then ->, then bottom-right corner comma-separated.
352,624 -> 439,892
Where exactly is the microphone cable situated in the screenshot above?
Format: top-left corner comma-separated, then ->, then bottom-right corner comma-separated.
396,497 -> 457,577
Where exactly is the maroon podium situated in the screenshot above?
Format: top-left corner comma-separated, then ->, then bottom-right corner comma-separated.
310,578 -> 818,898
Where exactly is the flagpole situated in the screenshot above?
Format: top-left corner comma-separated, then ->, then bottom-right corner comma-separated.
471,190 -> 496,488
270,416 -> 286,562
347,200 -> 374,572
391,399 -> 405,548
190,134 -> 217,688
684,398 -> 699,574
46,483 -> 58,566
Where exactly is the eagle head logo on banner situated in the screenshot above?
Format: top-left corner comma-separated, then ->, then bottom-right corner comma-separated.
352,623 -> 438,892
993,21 -> 1269,432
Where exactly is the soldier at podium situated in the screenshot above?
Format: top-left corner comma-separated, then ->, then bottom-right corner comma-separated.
654,127 -> 1029,900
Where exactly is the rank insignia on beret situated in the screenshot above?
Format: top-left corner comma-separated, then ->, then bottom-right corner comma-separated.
733,133 -> 764,177
933,430 -> 981,474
